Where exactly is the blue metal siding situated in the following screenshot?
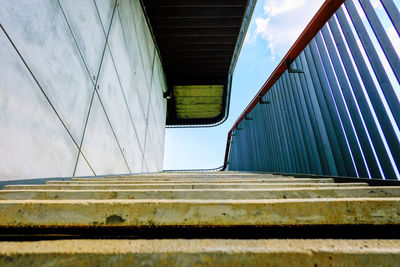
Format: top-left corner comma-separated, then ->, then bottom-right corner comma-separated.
228,0 -> 400,180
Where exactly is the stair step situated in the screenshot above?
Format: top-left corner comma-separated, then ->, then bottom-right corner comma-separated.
3,182 -> 369,190
71,176 -> 289,181
84,173 -> 277,180
0,198 -> 399,227
46,178 -> 335,184
0,187 -> 399,200
0,239 -> 399,266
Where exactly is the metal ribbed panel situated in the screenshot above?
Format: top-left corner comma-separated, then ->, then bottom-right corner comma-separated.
228,0 -> 400,180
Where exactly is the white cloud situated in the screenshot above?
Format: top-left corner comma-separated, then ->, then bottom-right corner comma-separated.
263,0 -> 307,16
252,0 -> 325,59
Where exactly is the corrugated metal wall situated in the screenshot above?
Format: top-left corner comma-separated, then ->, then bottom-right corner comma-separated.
228,0 -> 400,180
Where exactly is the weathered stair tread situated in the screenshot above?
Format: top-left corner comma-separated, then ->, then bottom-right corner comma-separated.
140,172 -> 274,176
46,178 -> 335,184
3,183 -> 369,190
1,187 -> 400,200
0,198 -> 399,227
85,173 -> 278,180
71,176 -> 289,182
0,239 -> 399,266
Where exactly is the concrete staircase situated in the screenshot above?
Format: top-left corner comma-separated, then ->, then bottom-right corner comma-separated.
0,172 -> 399,266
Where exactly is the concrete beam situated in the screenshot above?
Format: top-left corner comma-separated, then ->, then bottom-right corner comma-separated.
0,187 -> 399,200
0,198 -> 399,227
0,239 -> 399,266
3,183 -> 369,190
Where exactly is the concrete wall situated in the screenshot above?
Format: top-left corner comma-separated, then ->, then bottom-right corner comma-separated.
0,0 -> 167,180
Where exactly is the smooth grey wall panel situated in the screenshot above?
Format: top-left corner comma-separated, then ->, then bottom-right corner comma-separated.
125,81 -> 148,150
94,0 -> 116,35
117,0 -> 148,118
150,109 -> 164,171
0,0 -> 166,180
0,30 -> 78,180
0,0 -> 93,143
151,54 -> 167,125
143,127 -> 157,172
119,0 -> 151,145
96,49 -> 140,172
108,8 -> 146,172
131,0 -> 154,114
108,8 -> 138,109
74,152 -> 95,177
58,0 -> 106,80
79,93 -> 130,175
132,50 -> 151,123
146,51 -> 167,172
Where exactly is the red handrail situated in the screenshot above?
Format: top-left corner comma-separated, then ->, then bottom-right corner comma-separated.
223,0 -> 345,170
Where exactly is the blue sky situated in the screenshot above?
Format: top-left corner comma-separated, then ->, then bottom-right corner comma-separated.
163,0 -> 400,170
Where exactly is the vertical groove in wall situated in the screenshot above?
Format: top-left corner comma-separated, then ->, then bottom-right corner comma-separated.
57,0 -> 95,88
126,0 -> 150,122
75,0 -> 166,175
93,0 -> 132,174
73,0 -> 131,176
72,89 -> 97,177
70,0 -> 116,177
141,47 -> 157,171
105,5 -> 146,170
57,0 -> 98,177
95,90 -> 132,173
130,0 -> 162,171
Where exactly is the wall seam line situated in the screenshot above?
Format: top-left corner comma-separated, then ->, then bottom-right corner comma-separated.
93,0 -> 132,173
106,9 -> 146,169
114,6 -> 147,162
0,24 -> 82,176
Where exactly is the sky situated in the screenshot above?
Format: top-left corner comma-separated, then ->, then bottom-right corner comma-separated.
163,0 -> 400,170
